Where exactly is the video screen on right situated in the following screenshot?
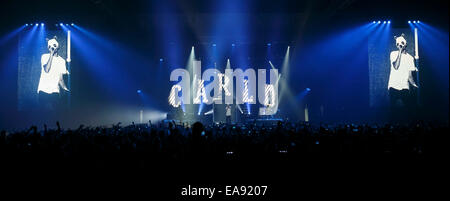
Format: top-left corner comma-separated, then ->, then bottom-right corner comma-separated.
369,28 -> 420,109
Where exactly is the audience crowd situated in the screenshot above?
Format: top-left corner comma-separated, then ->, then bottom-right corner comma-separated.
0,120 -> 447,167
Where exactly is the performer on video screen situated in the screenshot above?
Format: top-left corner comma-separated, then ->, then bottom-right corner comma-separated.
37,36 -> 69,110
388,33 -> 418,108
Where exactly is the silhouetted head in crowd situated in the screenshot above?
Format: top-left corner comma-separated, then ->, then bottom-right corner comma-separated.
192,122 -> 204,139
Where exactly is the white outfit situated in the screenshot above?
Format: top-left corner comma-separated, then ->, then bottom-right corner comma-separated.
37,53 -> 69,94
226,106 -> 231,116
388,51 -> 417,90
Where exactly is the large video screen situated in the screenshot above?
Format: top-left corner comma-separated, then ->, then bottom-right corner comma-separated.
18,29 -> 70,111
368,28 -> 420,108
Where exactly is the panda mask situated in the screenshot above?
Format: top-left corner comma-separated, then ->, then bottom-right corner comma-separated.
394,34 -> 407,50
47,36 -> 59,53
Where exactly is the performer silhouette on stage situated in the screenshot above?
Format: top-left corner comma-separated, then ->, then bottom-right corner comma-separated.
37,36 -> 69,110
225,104 -> 232,124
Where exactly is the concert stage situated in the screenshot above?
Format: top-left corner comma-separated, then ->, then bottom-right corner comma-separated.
0,0 -> 448,200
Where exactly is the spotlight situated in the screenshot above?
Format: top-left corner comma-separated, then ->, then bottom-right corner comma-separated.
25,24 -> 28,26
417,20 -> 420,23
41,23 -> 44,26
231,43 -> 235,47
35,23 -> 38,26
377,21 -> 381,24
66,24 -> 69,26
137,89 -> 142,94
71,23 -> 74,26
388,21 -> 391,24
159,58 -> 163,62
60,23 -> 63,26
413,21 -> 416,23
306,88 -> 311,92
372,21 -> 376,24
267,43 -> 271,46
212,43 -> 216,47
408,21 -> 411,23
383,21 -> 386,24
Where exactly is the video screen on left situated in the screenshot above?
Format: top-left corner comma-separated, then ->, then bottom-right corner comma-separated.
18,28 -> 71,111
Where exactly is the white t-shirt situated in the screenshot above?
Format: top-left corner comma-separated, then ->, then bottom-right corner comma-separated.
226,106 -> 231,116
37,54 -> 69,94
388,51 -> 417,90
